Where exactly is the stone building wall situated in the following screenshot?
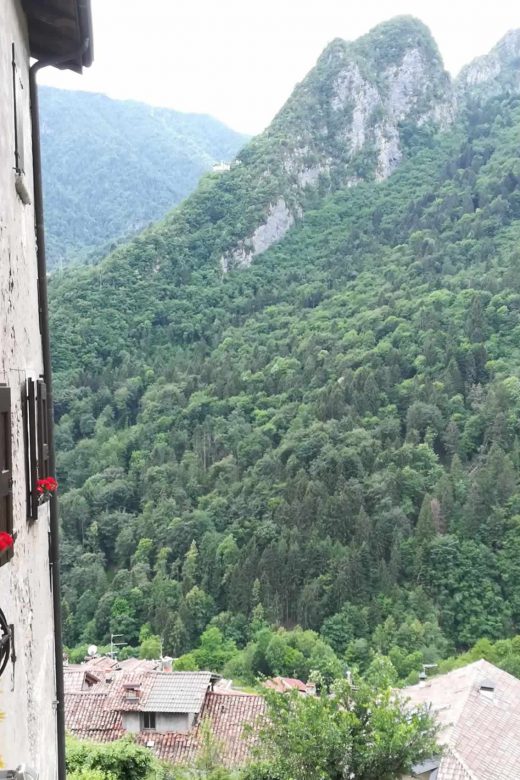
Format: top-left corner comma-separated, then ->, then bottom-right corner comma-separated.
0,1 -> 58,777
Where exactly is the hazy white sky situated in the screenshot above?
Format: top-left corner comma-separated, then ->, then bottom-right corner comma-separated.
40,0 -> 520,134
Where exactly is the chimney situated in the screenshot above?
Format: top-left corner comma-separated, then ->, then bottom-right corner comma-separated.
161,656 -> 173,672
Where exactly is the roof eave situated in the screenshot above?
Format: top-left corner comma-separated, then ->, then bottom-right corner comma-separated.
22,0 -> 94,72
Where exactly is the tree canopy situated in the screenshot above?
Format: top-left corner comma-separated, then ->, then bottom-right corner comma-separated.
48,31 -> 520,680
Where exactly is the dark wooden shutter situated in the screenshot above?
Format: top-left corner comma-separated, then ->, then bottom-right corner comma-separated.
0,386 -> 13,566
24,379 -> 38,520
37,379 -> 50,479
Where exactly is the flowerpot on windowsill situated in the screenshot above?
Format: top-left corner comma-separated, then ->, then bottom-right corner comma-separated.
36,477 -> 58,506
0,533 -> 14,567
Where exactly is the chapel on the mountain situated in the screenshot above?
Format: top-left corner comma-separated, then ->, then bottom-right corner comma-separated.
0,2 -> 93,778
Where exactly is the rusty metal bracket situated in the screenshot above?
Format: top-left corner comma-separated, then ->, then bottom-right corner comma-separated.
0,608 -> 13,678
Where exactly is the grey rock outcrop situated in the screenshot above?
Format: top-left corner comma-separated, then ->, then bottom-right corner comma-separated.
220,18 -> 520,273
220,198 -> 295,271
456,30 -> 520,102
221,17 -> 454,271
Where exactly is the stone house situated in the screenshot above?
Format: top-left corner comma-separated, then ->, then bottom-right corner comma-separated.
402,659 -> 520,780
118,671 -> 216,735
0,2 -> 92,778
64,667 -> 266,766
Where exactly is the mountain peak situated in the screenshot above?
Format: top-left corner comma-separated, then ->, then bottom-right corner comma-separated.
456,28 -> 520,101
317,37 -> 349,64
315,17 -> 445,82
354,15 -> 445,71
219,19 -> 454,271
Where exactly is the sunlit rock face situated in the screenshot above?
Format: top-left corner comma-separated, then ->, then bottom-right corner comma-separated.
220,198 -> 295,270
221,17 -> 520,272
456,29 -> 520,102
331,46 -> 454,182
221,17 -> 456,270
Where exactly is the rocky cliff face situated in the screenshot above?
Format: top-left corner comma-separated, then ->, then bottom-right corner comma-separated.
325,45 -> 454,182
220,198 -> 297,271
221,17 -> 454,271
220,18 -> 520,272
456,30 -> 520,103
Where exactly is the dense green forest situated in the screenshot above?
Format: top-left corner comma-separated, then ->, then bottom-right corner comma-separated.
49,18 -> 520,682
40,87 -> 247,268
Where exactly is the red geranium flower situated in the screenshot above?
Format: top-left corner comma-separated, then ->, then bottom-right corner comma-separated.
36,477 -> 58,494
36,477 -> 58,504
0,532 -> 14,552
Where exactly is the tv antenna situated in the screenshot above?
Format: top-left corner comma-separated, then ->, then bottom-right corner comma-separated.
110,633 -> 126,659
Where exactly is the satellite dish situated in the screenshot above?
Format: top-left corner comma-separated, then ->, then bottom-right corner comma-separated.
87,645 -> 98,657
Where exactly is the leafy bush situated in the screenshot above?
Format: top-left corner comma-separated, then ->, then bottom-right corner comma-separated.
66,736 -> 155,780
248,678 -> 438,780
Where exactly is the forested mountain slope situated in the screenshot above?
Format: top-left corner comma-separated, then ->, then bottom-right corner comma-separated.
40,87 -> 248,268
49,18 -> 520,679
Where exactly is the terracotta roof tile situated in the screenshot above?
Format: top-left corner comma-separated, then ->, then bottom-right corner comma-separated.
134,731 -> 198,763
264,676 -> 311,693
200,692 -> 266,766
79,656 -> 118,674
402,660 -> 520,780
65,692 -> 124,742
116,658 -> 161,674
103,672 -> 155,712
143,672 -> 213,713
130,692 -> 266,766
437,751 -> 478,780
64,668 -> 101,693
65,681 -> 266,768
64,670 -> 89,693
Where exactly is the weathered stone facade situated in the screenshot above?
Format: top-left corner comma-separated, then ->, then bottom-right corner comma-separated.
0,2 -> 57,776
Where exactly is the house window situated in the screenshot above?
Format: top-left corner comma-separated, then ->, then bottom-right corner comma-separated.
142,713 -> 156,731
0,386 -> 13,566
123,684 -> 140,703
